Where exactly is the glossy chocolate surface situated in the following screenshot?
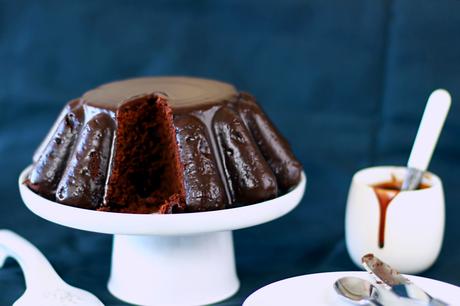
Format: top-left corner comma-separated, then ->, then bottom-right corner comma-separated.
174,115 -> 227,211
214,106 -> 278,205
27,102 -> 85,199
83,77 -> 237,111
56,113 -> 115,209
27,77 -> 302,213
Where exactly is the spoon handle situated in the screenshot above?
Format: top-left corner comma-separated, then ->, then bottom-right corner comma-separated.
407,89 -> 451,171
0,230 -> 61,287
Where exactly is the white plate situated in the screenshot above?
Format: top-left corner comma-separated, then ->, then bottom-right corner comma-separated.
243,271 -> 460,306
19,166 -> 306,236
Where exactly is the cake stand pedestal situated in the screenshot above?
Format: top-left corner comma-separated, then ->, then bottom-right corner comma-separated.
109,232 -> 238,305
19,166 -> 306,306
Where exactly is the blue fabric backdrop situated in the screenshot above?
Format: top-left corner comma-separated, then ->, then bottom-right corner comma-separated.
1,1 -> 459,305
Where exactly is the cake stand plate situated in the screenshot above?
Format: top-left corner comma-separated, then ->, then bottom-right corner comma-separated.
19,166 -> 306,306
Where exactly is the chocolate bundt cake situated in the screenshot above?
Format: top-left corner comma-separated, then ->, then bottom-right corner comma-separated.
26,77 -> 302,213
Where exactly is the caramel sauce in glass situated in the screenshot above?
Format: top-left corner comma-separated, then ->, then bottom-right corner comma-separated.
372,176 -> 430,248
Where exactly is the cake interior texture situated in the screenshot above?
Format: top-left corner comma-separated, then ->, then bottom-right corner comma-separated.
103,95 -> 186,213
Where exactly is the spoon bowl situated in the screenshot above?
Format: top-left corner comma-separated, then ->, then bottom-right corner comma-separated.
334,276 -> 384,306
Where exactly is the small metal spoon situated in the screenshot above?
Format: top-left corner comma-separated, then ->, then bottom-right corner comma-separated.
334,276 -> 385,306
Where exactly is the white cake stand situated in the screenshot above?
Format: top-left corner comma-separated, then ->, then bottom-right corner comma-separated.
18,166 -> 306,306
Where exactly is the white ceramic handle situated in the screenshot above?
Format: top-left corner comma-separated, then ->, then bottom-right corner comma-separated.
0,230 -> 61,288
407,89 -> 451,171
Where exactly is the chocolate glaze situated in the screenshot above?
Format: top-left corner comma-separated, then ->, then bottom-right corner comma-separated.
56,113 -> 115,209
83,77 -> 237,111
235,94 -> 302,191
214,107 -> 278,205
27,102 -> 85,199
175,115 -> 226,211
27,77 -> 303,213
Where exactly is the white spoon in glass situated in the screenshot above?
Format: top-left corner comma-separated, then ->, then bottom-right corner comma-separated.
0,230 -> 104,306
401,89 -> 451,190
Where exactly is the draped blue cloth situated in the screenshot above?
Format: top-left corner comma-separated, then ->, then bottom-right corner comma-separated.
1,1 -> 459,304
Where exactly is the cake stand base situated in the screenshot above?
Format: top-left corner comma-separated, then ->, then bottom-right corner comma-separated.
107,232 -> 239,306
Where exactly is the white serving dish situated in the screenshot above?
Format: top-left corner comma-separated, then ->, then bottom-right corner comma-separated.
244,271 -> 460,306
